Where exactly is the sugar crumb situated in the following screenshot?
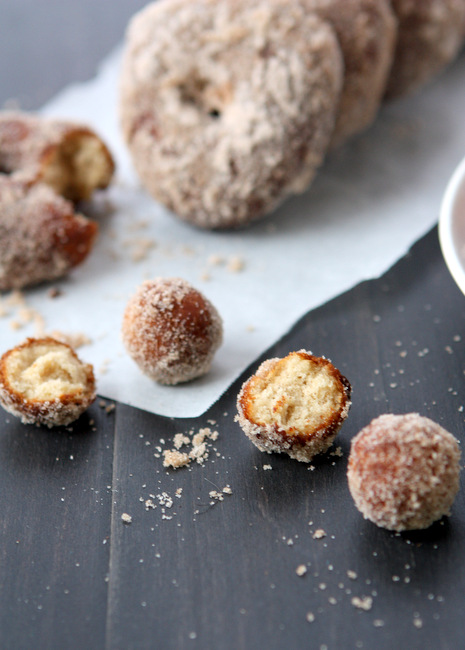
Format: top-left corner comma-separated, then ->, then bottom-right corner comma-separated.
351,596 -> 373,611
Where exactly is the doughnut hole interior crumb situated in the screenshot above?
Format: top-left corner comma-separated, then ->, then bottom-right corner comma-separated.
41,132 -> 114,201
236,351 -> 351,462
347,413 -> 461,531
0,338 -> 95,427
122,277 -> 223,385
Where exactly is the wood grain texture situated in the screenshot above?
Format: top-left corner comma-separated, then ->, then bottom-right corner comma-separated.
0,401 -> 115,649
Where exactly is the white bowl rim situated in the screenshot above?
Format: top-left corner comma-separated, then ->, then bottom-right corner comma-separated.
439,154 -> 465,296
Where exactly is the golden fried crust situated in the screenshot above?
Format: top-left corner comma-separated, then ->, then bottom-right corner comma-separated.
386,0 -> 465,99
0,111 -> 115,201
347,413 -> 461,531
0,337 -> 96,428
122,277 -> 223,384
236,350 -> 351,462
0,177 -> 98,291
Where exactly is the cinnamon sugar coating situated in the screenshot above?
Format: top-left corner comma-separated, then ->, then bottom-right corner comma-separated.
0,177 -> 97,291
0,111 -> 114,201
0,337 -> 96,427
236,350 -> 351,462
386,0 -> 465,99
122,278 -> 223,385
120,0 -> 343,228
347,413 -> 461,531
301,0 -> 397,147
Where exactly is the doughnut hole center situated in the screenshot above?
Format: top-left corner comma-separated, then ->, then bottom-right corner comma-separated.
6,342 -> 89,401
246,355 -> 344,435
177,75 -> 225,120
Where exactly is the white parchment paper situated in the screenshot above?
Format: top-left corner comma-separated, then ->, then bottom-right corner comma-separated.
1,49 -> 464,417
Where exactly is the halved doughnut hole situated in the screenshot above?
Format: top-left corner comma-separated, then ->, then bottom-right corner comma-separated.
5,341 -> 90,401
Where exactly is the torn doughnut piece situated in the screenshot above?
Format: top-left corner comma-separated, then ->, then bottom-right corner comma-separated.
122,277 -> 223,385
0,178 -> 98,291
0,338 -> 96,427
0,110 -> 115,201
347,413 -> 461,531
236,350 -> 351,462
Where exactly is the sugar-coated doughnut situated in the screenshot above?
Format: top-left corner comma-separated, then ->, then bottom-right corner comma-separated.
302,0 -> 397,146
236,350 -> 351,462
347,413 -> 461,531
0,177 -> 97,291
120,0 -> 343,228
0,338 -> 96,427
122,277 -> 223,385
0,111 -> 114,201
386,0 -> 465,99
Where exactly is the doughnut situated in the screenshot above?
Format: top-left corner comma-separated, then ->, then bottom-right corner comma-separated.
120,0 -> 343,228
0,177 -> 97,291
122,277 -> 223,385
347,413 -> 461,531
302,0 -> 397,146
0,337 -> 96,427
385,0 -> 465,99
236,350 -> 351,462
0,111 -> 115,201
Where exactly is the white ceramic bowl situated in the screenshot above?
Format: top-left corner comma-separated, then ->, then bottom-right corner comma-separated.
439,156 -> 465,295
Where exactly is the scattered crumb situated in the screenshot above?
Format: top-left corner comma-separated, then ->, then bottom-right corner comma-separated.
48,287 -> 62,299
306,612 -> 315,623
124,237 -> 157,262
313,529 -> 326,540
222,486 -> 232,495
296,564 -> 307,577
163,450 -> 190,469
347,570 -> 358,580
227,255 -> 245,273
173,433 -> 190,449
263,464 -> 272,470
351,596 -> 373,611
121,513 -> 132,524
373,619 -> 385,628
207,254 -> 224,266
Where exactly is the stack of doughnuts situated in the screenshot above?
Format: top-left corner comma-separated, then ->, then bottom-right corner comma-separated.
120,0 -> 465,229
0,112 -> 114,291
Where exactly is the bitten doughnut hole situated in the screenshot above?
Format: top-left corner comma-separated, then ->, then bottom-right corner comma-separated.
236,350 -> 351,462
347,413 -> 461,531
122,278 -> 223,385
0,338 -> 96,427
41,131 -> 115,201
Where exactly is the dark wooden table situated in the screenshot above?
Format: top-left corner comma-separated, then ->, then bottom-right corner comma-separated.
1,4 -> 464,649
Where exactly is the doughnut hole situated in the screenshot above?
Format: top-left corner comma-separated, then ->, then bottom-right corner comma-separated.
347,413 -> 461,531
122,278 -> 223,385
0,338 -> 96,427
236,351 -> 351,462
41,130 -> 115,201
